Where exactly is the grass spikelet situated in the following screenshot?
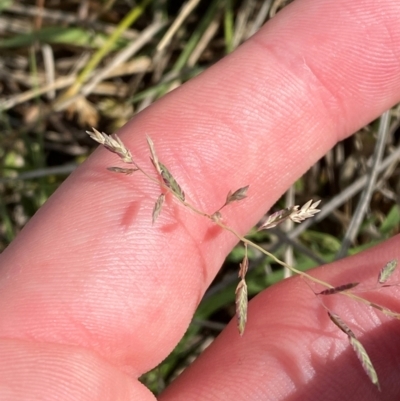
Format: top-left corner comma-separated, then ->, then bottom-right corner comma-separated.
258,207 -> 294,230
327,311 -> 356,338
258,200 -> 321,230
87,128 -> 133,164
235,279 -> 248,336
159,162 -> 185,201
289,199 -> 321,223
146,135 -> 162,175
226,185 -> 249,205
318,282 -> 359,295
235,245 -> 249,335
107,167 -> 138,174
152,194 -> 165,224
349,336 -> 381,391
378,259 -> 398,284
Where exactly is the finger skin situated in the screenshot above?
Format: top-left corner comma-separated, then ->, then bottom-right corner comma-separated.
0,339 -> 153,401
160,236 -> 400,401
0,0 -> 399,399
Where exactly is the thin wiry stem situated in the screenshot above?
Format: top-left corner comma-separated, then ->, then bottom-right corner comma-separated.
336,110 -> 391,259
247,0 -> 273,37
82,21 -> 165,97
288,144 -> 400,240
283,185 -> 295,278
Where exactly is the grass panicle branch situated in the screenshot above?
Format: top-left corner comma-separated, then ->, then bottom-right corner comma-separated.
87,129 -> 399,391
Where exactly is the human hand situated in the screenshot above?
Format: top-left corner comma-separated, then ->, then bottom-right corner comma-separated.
1,0 -> 400,400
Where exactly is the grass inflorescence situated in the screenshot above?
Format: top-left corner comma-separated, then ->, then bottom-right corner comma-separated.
88,128 -> 400,391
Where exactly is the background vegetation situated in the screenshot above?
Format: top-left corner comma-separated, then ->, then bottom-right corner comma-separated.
1,0 -> 399,394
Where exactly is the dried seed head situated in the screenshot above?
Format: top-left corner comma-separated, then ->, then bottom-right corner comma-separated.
259,200 -> 321,230
146,135 -> 162,175
258,207 -> 294,230
159,162 -> 185,201
378,259 -> 398,284
318,282 -> 359,295
235,279 -> 248,336
289,199 -> 321,223
226,185 -> 249,205
349,337 -> 381,391
328,311 -> 356,338
87,128 -> 133,164
152,194 -> 165,224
